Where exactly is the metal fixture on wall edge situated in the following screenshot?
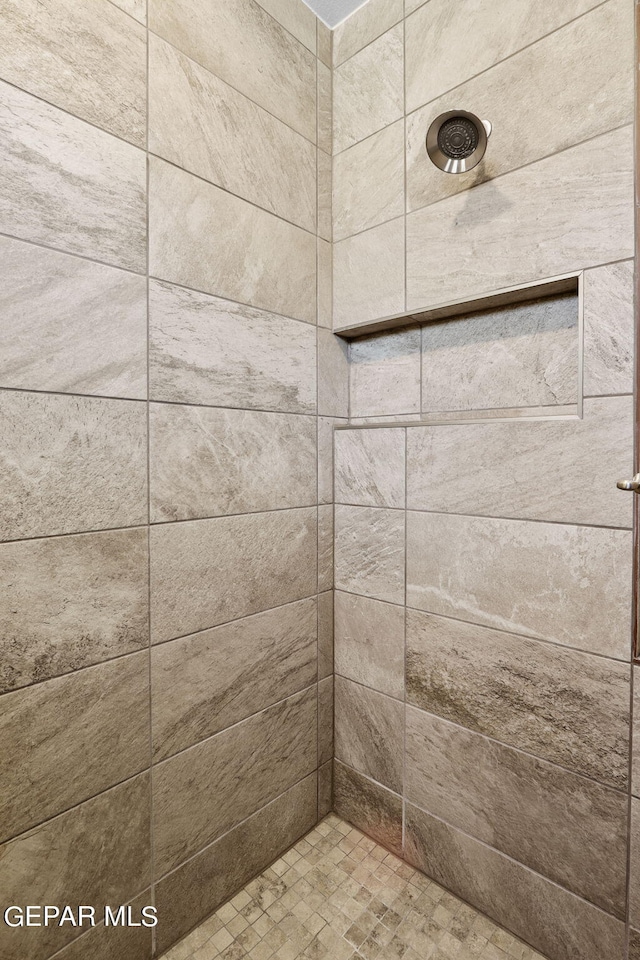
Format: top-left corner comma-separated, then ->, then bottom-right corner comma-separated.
426,110 -> 492,174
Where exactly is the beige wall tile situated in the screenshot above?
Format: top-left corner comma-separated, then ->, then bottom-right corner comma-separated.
318,327 -> 349,416
150,158 -> 316,323
317,60 -> 332,154
335,428 -> 405,508
332,0 -> 403,67
0,391 -> 147,541
149,35 -> 316,233
406,512 -> 633,660
318,760 -> 333,817
318,147 -> 332,241
0,81 -> 146,272
584,260 -> 634,396
149,280 -> 316,414
317,20 -> 331,67
318,504 -> 334,592
334,218 -> 405,328
334,676 -> 403,792
111,0 -> 146,23
350,327 -> 421,418
318,590 -> 334,680
150,508 -> 317,643
335,505 -> 405,605
318,416 -> 341,504
406,126 -> 634,309
51,892 -> 152,960
317,238 -> 333,328
255,0 -> 317,51
630,798 -> 640,927
333,759 -> 403,856
632,929 -> 640,960
335,591 -> 404,699
318,675 -> 334,766
633,666 -> 640,798
0,0 -> 146,145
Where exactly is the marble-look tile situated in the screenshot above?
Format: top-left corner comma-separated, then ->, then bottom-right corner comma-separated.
0,236 -> 146,399
52,892 -> 152,960
332,0 -> 403,67
405,804 -> 625,960
334,676 -> 404,792
155,776 -> 317,952
0,652 -> 149,842
318,147 -> 332,241
153,688 -> 316,874
406,512 -> 632,660
406,127 -> 634,309
0,0 -> 146,146
630,798 -> 640,926
317,329 -> 348,418
406,0 -> 633,212
334,505 -> 405,605
150,404 -> 316,522
333,760 -> 403,856
150,158 -> 316,323
0,528 -> 148,694
318,675 -> 334,766
335,591 -> 404,699
406,707 -> 627,916
149,0 -> 316,142
256,0 -> 317,51
333,25 -> 403,153
152,598 -> 317,761
334,218 -> 405,328
318,590 -> 334,680
407,396 -> 633,529
0,774 -> 150,960
149,280 -> 316,413
110,0 -> 146,23
318,416 -> 344,504
406,609 -> 630,790
0,80 -> 146,273
149,36 -> 316,233
334,121 -> 404,241
317,20 -> 331,67
150,508 -> 317,643
421,295 -> 578,412
318,760 -> 333,818
350,327 -> 421,418
0,391 -> 147,541
405,0 -> 605,112
318,238 -> 332,328
335,428 -> 405,507
318,504 -> 334,592
584,260 -> 634,396
317,61 -> 332,155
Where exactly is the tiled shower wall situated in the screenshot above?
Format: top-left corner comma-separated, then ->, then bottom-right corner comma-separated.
0,2 -> 347,959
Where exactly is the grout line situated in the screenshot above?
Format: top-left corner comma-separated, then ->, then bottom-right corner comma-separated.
332,9 -> 405,69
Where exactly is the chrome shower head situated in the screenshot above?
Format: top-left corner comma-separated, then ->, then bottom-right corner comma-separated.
426,110 -> 492,174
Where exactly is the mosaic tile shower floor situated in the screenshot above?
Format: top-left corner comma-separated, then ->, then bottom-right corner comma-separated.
161,814 -> 549,960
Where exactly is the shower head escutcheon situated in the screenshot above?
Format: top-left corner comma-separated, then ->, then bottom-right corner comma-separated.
426,111 -> 492,174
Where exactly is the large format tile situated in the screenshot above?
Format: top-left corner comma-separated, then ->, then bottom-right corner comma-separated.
332,0 -> 403,66
333,760 -> 403,856
634,666 -> 640,798
0,236 -> 146,399
406,396 -> 633,528
350,328 -> 421,418
255,0 -> 317,51
150,508 -> 317,643
318,591 -> 334,680
0,774 -> 150,960
406,609 -> 630,789
630,798 -> 640,927
149,0 -> 316,142
406,512 -> 632,660
317,147 -> 332,241
318,675 -> 334,766
149,35 -> 316,232
334,505 -> 405,605
149,280 -> 316,413
151,598 -> 317,761
0,391 -> 147,541
51,892 -> 152,960
583,260 -> 634,396
335,428 -> 405,508
318,760 -> 332,818
111,0 -> 146,23
318,504 -> 334,593
334,676 -> 403,792
335,591 -> 405,699
0,528 -> 148,694
405,804 -> 625,960
0,652 -> 149,842
150,404 -> 316,521
0,81 -> 146,272
406,707 -> 627,916
153,688 -> 316,874
0,0 -> 146,146
149,158 -> 316,323
317,61 -> 331,155
406,127 -> 634,309
318,327 -> 349,417
333,217 -> 405,328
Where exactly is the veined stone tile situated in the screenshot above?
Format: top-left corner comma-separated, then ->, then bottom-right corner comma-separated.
405,0 -> 605,112
0,652 -> 149,842
318,590 -> 334,680
631,929 -> 640,960
406,127 -> 634,310
0,236 -> 146,399
0,528 -> 148,694
350,327 -> 421,418
149,0 -> 316,142
318,327 -> 349,417
318,760 -> 332,818
333,120 -> 404,241
317,20 -> 331,67
333,25 -> 403,153
51,892 -> 152,960
333,760 -> 403,856
335,428 -> 405,508
335,590 -> 404,699
110,0 -> 146,23
0,80 -> 146,272
317,60 -> 332,155
333,218 -> 405,328
149,280 -> 316,413
318,147 -> 332,241
0,391 -> 147,541
153,688 -> 316,874
318,504 -> 334,593
149,157 -> 316,323
630,798 -> 640,927
318,416 -> 345,505
318,675 -> 334,766
0,0 -> 146,146
317,238 -> 332,328
332,0 -> 403,67
633,666 -> 640,798
583,260 -> 634,396
406,396 -> 633,529
256,0 -> 317,51
149,404 -> 316,522
334,505 -> 405,605
406,707 -> 627,917
150,508 -> 317,643
334,676 -> 404,792
406,609 -> 630,789
149,35 -> 316,232
406,512 -> 633,660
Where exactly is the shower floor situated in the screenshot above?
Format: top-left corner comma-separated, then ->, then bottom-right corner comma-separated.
160,814 -> 548,960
